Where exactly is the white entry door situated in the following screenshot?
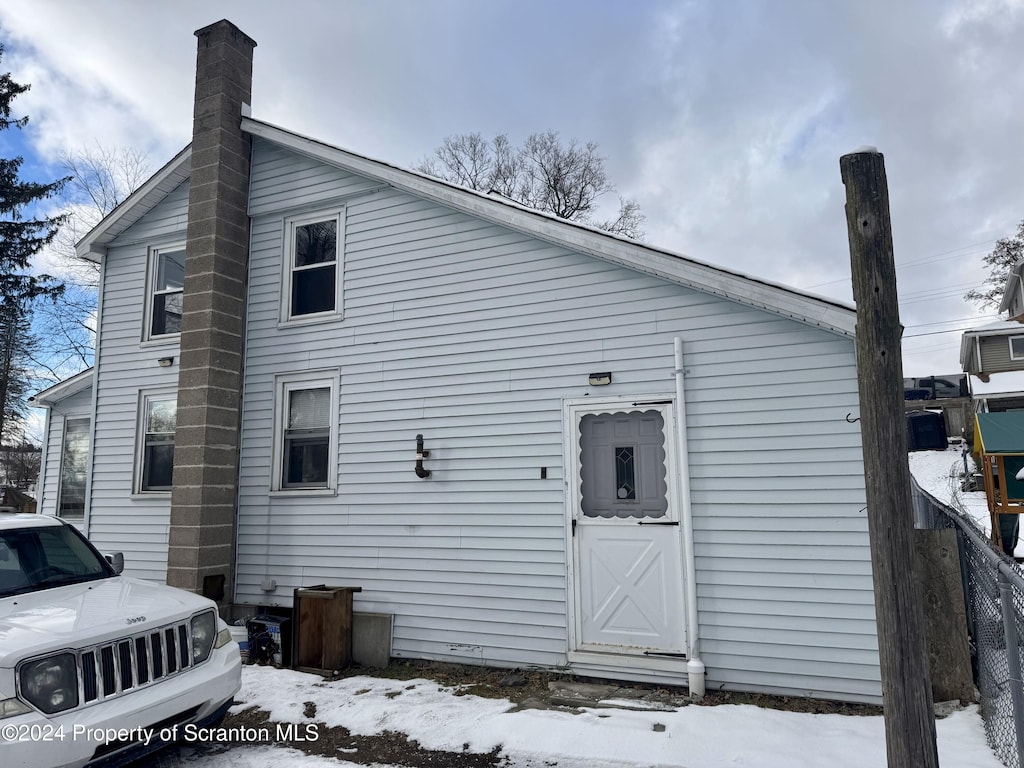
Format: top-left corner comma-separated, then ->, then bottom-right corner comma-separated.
571,403 -> 687,655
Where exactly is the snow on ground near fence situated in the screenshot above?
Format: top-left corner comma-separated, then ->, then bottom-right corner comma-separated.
180,666 -> 1002,768
908,444 -> 1024,557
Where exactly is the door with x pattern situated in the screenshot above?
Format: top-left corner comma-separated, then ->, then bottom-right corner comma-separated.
573,404 -> 686,655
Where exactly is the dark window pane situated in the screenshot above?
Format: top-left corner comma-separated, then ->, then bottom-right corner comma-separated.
284,436 -> 329,487
143,442 -> 175,490
292,264 -> 336,316
295,220 -> 337,267
152,291 -> 183,335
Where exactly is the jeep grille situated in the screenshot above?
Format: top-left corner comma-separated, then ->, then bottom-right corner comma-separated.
81,621 -> 194,704
22,620 -> 198,712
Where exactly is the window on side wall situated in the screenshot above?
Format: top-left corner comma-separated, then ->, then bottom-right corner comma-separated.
273,374 -> 338,491
1010,336 -> 1024,361
137,393 -> 177,492
57,417 -> 90,520
147,244 -> 186,339
282,210 -> 343,322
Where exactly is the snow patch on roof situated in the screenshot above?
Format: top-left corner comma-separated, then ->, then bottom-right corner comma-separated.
970,370 -> 1024,396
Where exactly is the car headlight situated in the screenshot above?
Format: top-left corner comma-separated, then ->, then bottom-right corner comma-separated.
19,654 -> 79,714
214,625 -> 232,649
1,697 -> 32,719
191,611 -> 218,664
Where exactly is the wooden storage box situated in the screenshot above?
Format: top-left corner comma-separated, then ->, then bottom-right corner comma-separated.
292,585 -> 361,675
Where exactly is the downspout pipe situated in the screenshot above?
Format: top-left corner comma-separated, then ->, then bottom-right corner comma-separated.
674,337 -> 704,697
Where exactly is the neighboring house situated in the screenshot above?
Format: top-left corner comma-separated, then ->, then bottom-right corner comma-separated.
960,259 -> 1024,411
33,21 -> 879,703
0,486 -> 35,514
1000,258 -> 1024,321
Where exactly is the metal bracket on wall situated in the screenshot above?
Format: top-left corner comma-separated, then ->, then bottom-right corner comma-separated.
415,434 -> 431,478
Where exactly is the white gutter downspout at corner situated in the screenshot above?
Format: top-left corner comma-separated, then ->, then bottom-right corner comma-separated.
674,337 -> 704,698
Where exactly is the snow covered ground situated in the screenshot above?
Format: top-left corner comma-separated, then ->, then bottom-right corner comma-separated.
908,443 -> 1024,557
908,444 -> 987,528
174,665 -> 1002,768
166,446 -> 1004,767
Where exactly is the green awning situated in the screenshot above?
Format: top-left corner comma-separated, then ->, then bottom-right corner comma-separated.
974,412 -> 1024,455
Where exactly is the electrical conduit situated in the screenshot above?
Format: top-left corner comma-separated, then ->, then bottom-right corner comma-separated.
674,337 -> 704,697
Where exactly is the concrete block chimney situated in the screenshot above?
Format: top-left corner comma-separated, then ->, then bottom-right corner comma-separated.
167,20 -> 256,603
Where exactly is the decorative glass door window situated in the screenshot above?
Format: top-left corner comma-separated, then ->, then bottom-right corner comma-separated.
150,247 -> 185,337
615,446 -> 636,500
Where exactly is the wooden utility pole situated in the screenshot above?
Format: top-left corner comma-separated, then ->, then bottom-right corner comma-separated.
841,149 -> 939,768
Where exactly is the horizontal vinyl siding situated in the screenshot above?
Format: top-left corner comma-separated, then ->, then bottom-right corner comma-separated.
85,183 -> 187,582
235,142 -> 876,701
248,139 -> 383,216
979,334 -> 1021,373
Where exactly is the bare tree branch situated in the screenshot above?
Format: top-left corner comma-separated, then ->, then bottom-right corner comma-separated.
31,144 -> 151,383
416,131 -> 644,240
965,219 -> 1024,310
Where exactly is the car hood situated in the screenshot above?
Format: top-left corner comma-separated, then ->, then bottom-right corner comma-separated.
0,576 -> 215,667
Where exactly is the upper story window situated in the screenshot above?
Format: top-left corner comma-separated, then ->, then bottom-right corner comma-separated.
1010,336 -> 1024,361
137,393 -> 177,493
282,210 -> 343,322
147,245 -> 186,339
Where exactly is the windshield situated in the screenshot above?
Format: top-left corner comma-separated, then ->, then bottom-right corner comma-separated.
0,524 -> 114,597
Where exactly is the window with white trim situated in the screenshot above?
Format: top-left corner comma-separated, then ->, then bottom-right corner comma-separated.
273,374 -> 338,491
137,393 -> 176,492
57,417 -> 90,520
147,244 -> 186,339
1011,336 -> 1024,361
282,210 -> 343,321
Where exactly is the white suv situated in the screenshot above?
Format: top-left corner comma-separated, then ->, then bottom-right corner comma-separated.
0,513 -> 241,768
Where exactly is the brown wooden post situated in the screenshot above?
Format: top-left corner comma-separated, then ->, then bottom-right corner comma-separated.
841,149 -> 939,768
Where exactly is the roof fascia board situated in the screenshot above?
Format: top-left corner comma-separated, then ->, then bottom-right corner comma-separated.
999,258 -> 1024,313
75,145 -> 192,261
243,118 -> 856,338
30,368 -> 94,407
962,326 -> 1024,340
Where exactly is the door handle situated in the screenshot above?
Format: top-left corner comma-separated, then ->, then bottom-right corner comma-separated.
638,520 -> 679,526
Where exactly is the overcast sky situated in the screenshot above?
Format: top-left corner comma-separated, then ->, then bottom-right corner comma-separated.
2,0 -> 1022,376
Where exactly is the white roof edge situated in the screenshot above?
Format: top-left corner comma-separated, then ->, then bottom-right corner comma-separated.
959,333 -> 973,371
242,118 -> 857,338
961,324 -> 1024,339
75,145 -> 193,261
999,259 -> 1024,313
30,368 -> 94,407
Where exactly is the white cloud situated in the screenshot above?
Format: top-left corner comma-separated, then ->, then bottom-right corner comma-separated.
1,0 -> 1021,377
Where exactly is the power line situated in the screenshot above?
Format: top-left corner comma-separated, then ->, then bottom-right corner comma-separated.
904,314 -> 999,329
804,240 -> 995,289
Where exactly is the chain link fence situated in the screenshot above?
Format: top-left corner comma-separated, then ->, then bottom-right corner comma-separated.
912,473 -> 1024,767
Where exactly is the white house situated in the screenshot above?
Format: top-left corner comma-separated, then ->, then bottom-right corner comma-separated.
33,20 -> 879,703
